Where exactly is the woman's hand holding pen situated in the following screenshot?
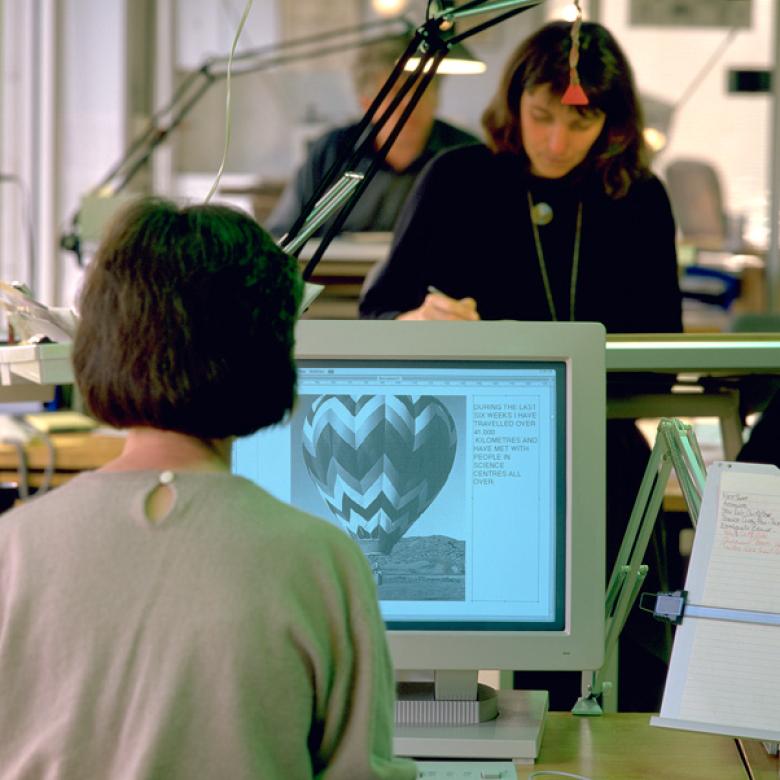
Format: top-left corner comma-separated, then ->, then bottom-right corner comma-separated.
397,286 -> 480,321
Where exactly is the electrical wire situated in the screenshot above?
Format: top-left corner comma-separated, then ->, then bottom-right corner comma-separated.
672,25 -> 739,116
204,0 -> 255,204
0,429 -> 55,504
1,439 -> 29,501
529,771 -> 593,780
734,737 -> 756,780
37,433 -> 56,496
220,0 -> 255,48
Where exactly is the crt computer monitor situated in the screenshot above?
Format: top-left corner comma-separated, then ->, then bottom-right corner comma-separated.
232,320 -> 605,759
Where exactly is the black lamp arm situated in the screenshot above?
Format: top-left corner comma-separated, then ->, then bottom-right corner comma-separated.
283,27 -> 432,256
299,44 -> 447,280
290,0 -> 544,281
447,3 -> 543,46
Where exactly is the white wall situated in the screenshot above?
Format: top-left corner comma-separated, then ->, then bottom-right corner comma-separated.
1,2 -> 42,296
600,0 -> 774,247
58,0 -> 128,307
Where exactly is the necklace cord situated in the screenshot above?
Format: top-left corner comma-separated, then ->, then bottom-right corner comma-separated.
527,192 -> 583,321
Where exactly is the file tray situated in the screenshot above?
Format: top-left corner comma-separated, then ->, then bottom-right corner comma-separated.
0,343 -> 73,385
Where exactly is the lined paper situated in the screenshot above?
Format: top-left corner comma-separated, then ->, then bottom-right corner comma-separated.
652,463 -> 780,741
705,471 -> 780,611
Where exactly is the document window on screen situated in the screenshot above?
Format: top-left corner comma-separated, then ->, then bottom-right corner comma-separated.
232,359 -> 566,634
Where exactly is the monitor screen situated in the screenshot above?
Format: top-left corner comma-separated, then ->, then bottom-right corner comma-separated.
232,320 -> 605,675
234,357 -> 565,631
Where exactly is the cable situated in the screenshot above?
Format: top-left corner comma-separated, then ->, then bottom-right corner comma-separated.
204,0 -> 254,204
734,737 -> 756,780
529,772 -> 593,780
0,439 -> 29,502
220,0 -> 255,47
0,428 -> 55,503
36,432 -> 56,496
672,26 -> 739,116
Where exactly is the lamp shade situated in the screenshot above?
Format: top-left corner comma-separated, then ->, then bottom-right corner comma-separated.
405,40 -> 486,75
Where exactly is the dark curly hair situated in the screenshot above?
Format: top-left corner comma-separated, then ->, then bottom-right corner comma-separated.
482,21 -> 649,198
73,198 -> 302,440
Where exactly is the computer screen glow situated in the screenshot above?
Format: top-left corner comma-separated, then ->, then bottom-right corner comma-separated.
233,359 -> 565,633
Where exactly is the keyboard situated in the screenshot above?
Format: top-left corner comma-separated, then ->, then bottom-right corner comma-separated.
415,761 -> 517,779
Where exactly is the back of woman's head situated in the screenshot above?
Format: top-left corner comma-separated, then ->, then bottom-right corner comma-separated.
482,20 -> 648,196
73,198 -> 303,440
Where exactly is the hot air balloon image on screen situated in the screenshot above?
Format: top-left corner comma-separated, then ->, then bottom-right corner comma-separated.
301,394 -> 458,579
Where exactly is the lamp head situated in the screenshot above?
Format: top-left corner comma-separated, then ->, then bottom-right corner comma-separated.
405,40 -> 486,75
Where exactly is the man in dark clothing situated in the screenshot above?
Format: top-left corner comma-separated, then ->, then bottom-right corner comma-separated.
266,37 -> 479,237
738,389 -> 780,469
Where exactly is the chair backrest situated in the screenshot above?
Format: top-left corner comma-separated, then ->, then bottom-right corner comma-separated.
664,159 -> 728,249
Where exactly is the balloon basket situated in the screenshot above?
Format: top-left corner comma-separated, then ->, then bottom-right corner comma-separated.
366,553 -> 385,586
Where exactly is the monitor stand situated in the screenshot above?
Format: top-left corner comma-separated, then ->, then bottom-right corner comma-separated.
393,671 -> 549,764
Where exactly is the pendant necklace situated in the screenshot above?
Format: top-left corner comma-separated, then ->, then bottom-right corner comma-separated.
527,191 -> 583,322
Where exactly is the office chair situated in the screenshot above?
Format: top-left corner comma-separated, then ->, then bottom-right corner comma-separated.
664,158 -> 732,251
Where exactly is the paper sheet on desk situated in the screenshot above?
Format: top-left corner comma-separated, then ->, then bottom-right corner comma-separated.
301,282 -> 324,313
0,282 -> 77,342
652,462 -> 780,741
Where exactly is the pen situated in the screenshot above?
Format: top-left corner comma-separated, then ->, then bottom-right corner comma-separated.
427,285 -> 451,299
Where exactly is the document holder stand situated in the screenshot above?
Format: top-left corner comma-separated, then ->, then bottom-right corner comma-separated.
648,460 -> 780,745
574,418 -> 707,715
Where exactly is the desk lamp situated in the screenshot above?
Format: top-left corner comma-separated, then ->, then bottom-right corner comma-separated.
58,11 -> 488,267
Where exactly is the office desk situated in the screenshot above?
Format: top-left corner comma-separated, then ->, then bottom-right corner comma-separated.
513,713 -> 774,779
1,334 -> 777,478
606,332 -> 780,374
297,235 -> 390,319
0,431 -> 124,489
606,333 -> 780,459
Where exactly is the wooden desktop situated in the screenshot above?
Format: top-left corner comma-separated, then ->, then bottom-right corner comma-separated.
0,431 -> 123,489
512,712 -> 776,779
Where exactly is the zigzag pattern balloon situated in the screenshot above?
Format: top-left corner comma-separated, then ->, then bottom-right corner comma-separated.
302,395 -> 458,555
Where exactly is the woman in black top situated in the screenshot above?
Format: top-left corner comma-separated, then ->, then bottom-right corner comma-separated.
361,20 -> 683,713
359,21 -> 682,332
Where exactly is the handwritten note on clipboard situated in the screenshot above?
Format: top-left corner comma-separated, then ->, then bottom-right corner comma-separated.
651,461 -> 780,741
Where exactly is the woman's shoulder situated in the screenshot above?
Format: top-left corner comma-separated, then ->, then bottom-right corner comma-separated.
250,491 -> 376,591
625,171 -> 671,203
596,172 -> 672,218
230,475 -> 367,555
426,143 -> 503,174
419,144 -> 520,192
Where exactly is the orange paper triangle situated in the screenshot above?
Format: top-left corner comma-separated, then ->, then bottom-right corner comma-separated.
561,83 -> 589,106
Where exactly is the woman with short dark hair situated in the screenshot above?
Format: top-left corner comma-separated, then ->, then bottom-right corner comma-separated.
359,20 -> 682,332
0,199 -> 415,779
74,198 -> 300,439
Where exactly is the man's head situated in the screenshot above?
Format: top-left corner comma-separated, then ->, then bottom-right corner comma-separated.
353,36 -> 439,171
73,198 -> 302,440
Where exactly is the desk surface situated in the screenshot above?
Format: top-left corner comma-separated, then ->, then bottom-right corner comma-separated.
606,333 -> 780,373
0,432 -> 124,487
1,333 -> 778,392
514,712 -> 775,779
297,234 -> 392,265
